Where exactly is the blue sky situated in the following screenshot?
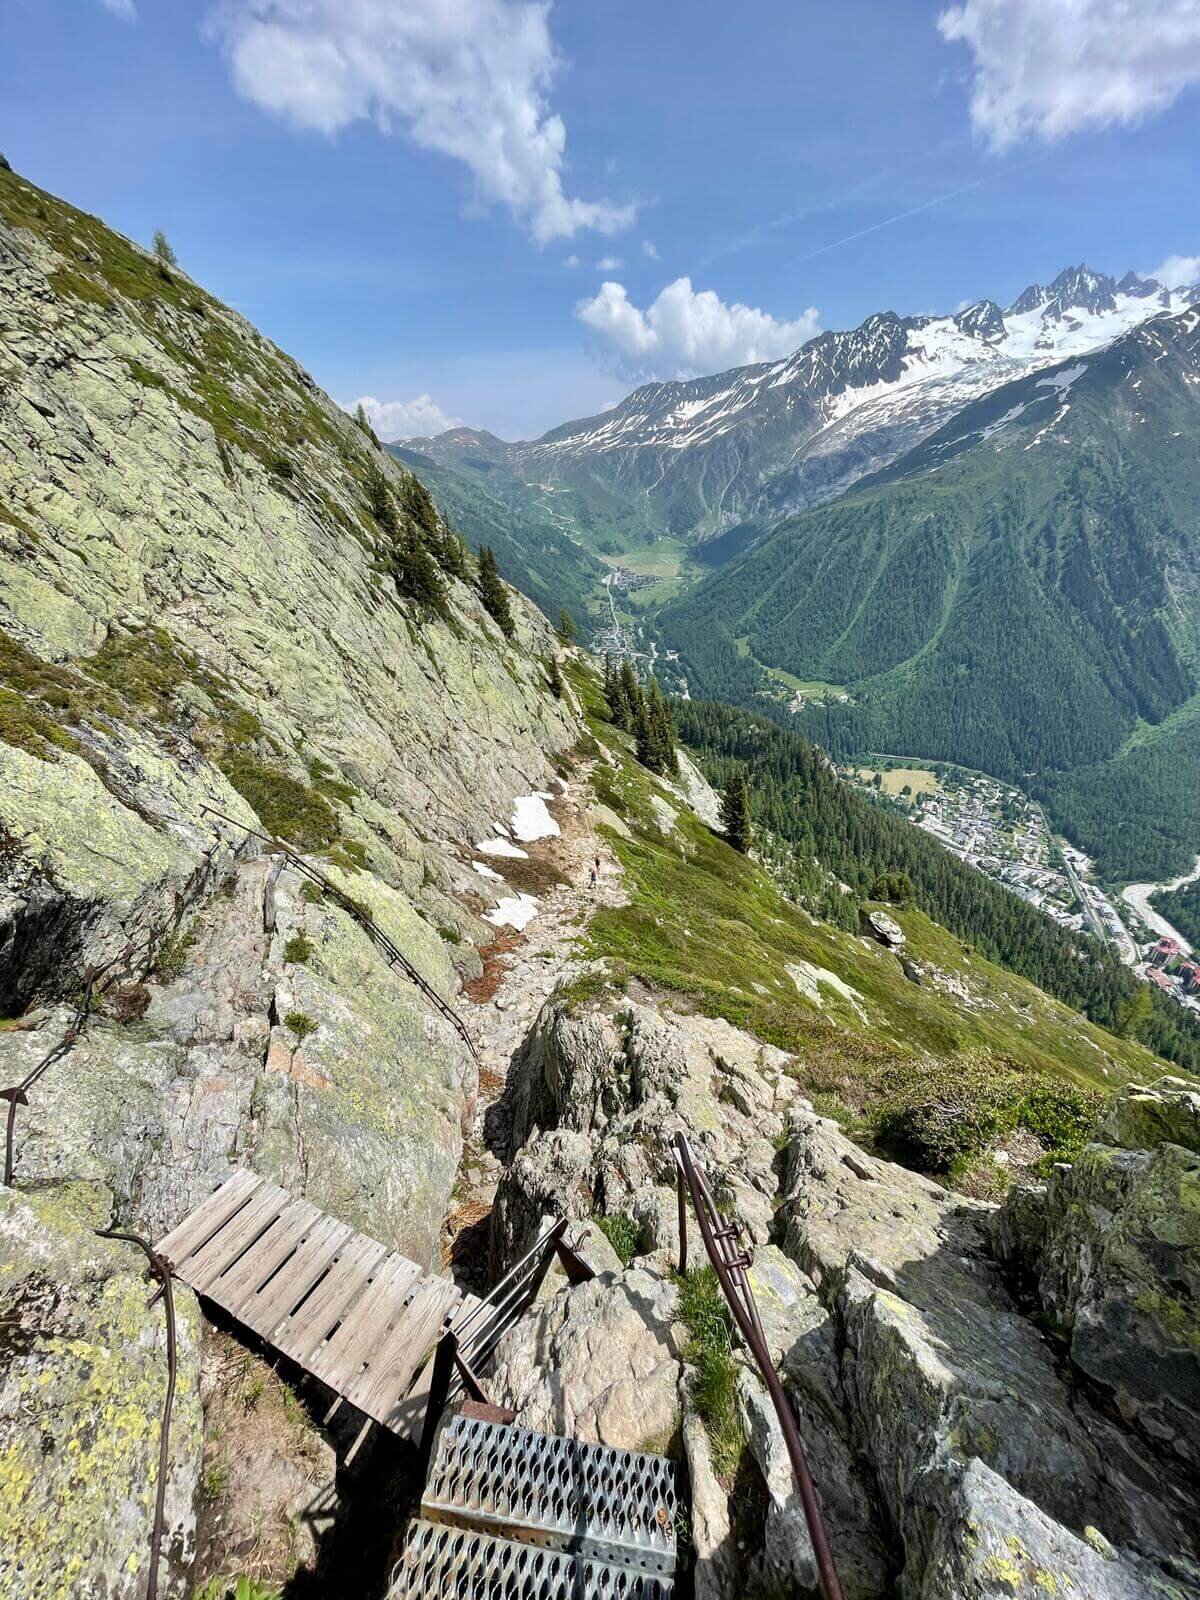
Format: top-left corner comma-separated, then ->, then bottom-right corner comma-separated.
5,0 -> 1199,438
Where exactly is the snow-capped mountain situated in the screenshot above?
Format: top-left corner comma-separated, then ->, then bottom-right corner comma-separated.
408,265 -> 1198,545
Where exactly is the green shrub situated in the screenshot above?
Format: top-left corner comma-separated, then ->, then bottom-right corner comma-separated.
870,870 -> 916,907
593,1211 -> 640,1266
1017,1083 -> 1104,1163
267,453 -> 294,479
284,1010 -> 317,1042
216,751 -> 339,851
283,934 -> 314,965
873,1057 -> 1022,1173
674,1266 -> 742,1479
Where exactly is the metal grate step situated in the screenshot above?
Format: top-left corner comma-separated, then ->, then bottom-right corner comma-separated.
421,1413 -> 678,1578
388,1518 -> 674,1600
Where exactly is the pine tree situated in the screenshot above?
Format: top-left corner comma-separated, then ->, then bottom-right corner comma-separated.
354,402 -> 380,445
364,460 -> 399,541
1116,983 -> 1154,1041
546,654 -> 565,698
633,685 -> 654,768
152,229 -> 177,269
477,546 -> 515,639
557,609 -> 577,644
615,661 -> 639,733
645,678 -> 678,775
720,767 -> 753,853
393,526 -> 447,612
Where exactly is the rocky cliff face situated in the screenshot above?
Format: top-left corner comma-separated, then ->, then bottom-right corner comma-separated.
0,165 -> 577,1595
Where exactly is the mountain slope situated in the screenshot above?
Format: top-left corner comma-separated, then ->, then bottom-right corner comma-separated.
411,266 -> 1197,554
386,441 -> 606,628
664,308 -> 1200,878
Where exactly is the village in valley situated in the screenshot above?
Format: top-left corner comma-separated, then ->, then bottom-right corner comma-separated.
841,759 -> 1200,1015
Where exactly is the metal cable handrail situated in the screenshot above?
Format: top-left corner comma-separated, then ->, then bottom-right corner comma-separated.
95,1227 -> 178,1600
673,1131 -> 845,1600
201,804 -> 479,1068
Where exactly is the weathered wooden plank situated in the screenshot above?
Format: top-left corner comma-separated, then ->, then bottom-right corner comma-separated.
277,1233 -> 387,1366
182,1181 -> 291,1294
242,1214 -> 354,1341
214,1196 -> 323,1314
155,1168 -> 260,1268
353,1276 -> 461,1427
311,1254 -> 422,1392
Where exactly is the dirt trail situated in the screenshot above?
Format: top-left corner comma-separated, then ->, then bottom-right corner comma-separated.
442,760 -> 625,1278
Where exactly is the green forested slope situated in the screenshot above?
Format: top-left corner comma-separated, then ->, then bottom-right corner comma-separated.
675,699 -> 1200,1074
387,444 -> 605,629
663,311 -> 1200,876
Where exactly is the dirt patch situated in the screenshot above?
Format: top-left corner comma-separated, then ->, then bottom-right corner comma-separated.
193,1328 -> 338,1593
465,926 -> 526,1004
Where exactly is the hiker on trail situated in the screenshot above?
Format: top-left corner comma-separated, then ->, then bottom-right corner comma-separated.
589,866 -> 598,890
594,852 -> 601,875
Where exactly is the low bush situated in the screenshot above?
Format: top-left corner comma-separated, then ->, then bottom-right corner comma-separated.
593,1211 -> 639,1266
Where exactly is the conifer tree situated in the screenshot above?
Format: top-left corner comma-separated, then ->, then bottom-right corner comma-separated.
633,684 -> 654,768
720,767 -> 753,853
546,654 -> 565,698
615,660 -> 639,733
393,525 -> 447,612
477,546 -> 516,639
645,677 -> 678,775
152,229 -> 177,269
557,609 -> 577,643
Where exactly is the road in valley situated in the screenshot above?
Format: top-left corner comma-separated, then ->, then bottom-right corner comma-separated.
1121,854 -> 1200,956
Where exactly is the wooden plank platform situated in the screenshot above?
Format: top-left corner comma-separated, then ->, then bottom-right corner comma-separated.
156,1171 -> 479,1443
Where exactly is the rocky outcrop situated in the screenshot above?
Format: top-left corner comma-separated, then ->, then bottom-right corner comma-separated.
992,1075 -> 1200,1470
491,992 -> 1200,1599
0,1186 -> 204,1599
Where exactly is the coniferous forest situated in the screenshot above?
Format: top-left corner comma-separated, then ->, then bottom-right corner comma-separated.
676,699 -> 1200,1073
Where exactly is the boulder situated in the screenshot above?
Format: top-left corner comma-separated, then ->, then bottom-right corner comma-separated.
487,1267 -> 684,1449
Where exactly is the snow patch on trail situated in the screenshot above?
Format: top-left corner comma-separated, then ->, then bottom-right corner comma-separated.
476,838 -> 529,859
484,892 -> 540,931
472,861 -> 505,881
511,792 -> 561,842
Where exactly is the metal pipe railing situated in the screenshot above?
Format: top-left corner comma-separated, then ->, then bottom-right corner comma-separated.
673,1131 -> 845,1600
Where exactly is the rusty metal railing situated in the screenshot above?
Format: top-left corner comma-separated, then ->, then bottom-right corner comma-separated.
673,1131 -> 845,1600
418,1218 -> 594,1469
201,805 -> 479,1069
95,1227 -> 179,1600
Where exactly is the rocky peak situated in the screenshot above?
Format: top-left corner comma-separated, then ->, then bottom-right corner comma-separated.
952,297 -> 1006,341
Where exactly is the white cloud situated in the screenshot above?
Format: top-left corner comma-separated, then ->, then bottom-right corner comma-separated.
353,393 -> 464,440
206,0 -> 634,242
1148,252 -> 1200,287
576,277 -> 820,381
596,255 -> 624,271
100,0 -> 136,16
563,253 -> 581,268
938,0 -> 1200,149
642,240 -> 659,259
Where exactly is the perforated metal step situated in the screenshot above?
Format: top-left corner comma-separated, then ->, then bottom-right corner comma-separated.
388,1518 -> 674,1600
388,1414 -> 679,1598
421,1413 -> 678,1579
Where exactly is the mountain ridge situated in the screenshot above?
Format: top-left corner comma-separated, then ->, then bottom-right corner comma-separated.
405,262 -> 1199,550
